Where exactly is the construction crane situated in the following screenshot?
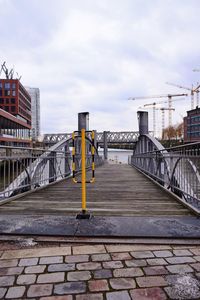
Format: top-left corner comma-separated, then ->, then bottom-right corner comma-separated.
129,93 -> 187,128
143,102 -> 175,136
166,82 -> 200,109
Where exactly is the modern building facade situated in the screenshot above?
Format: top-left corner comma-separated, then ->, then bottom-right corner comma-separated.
0,109 -> 31,146
25,87 -> 40,140
184,107 -> 200,142
0,79 -> 31,125
0,79 -> 31,146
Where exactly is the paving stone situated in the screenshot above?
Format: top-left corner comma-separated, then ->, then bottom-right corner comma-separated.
0,266 -> 24,275
131,251 -> 154,259
5,286 -> 25,299
1,247 -> 71,259
194,256 -> 200,262
113,267 -> 143,277
166,264 -> 193,274
125,259 -> 147,267
77,262 -> 101,270
40,296 -> 73,300
173,249 -> 193,256
37,272 -> 65,284
111,252 -> 132,261
0,288 -> 7,299
89,279 -> 109,292
25,265 -> 46,274
48,263 -> 75,272
143,266 -> 168,276
91,254 -> 111,262
130,287 -> 167,300
65,255 -> 89,263
106,245 -> 170,253
54,282 -> 86,295
106,291 -> 131,300
73,245 -> 106,255
190,263 -> 200,272
27,284 -> 53,297
40,256 -> 63,264
136,276 -> 167,288
103,261 -> 123,269
166,256 -> 195,264
153,250 -> 173,258
0,259 -> 18,268
110,278 -> 136,289
19,258 -> 38,266
0,276 -> 15,287
146,258 -> 168,266
17,274 -> 36,285
93,269 -> 112,279
67,271 -> 91,281
190,248 -> 200,256
76,294 -> 103,300
165,274 -> 200,299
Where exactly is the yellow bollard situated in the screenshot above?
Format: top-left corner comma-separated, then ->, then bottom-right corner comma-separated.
81,128 -> 86,213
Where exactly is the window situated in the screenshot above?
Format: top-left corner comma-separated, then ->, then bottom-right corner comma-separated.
11,106 -> 15,112
12,83 -> 16,89
4,83 -> 10,89
12,90 -> 16,96
0,82 -> 2,88
4,106 -> 9,112
11,98 -> 15,104
4,90 -> 9,96
0,98 -> 3,104
6,99 -> 9,104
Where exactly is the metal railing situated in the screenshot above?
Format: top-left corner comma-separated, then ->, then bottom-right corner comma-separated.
129,134 -> 200,212
0,137 -> 103,201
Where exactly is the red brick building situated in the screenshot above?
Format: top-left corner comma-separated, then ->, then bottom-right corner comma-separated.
184,107 -> 200,143
0,79 -> 31,146
0,79 -> 31,125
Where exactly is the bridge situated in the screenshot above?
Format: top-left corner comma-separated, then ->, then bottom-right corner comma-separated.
0,111 -> 199,238
43,131 -> 140,149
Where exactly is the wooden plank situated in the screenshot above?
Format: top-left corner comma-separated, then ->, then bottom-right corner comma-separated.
0,163 -> 194,216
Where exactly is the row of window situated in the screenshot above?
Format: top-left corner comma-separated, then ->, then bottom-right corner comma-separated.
0,105 -> 16,113
0,82 -> 16,90
187,132 -> 200,137
0,98 -> 16,104
0,90 -> 16,96
187,116 -> 200,123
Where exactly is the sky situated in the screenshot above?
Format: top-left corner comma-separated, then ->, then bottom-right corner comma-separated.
0,0 -> 200,137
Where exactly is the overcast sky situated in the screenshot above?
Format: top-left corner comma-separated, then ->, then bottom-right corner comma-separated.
0,0 -> 200,136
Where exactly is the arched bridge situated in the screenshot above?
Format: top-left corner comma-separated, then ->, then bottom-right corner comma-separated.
42,131 -> 140,148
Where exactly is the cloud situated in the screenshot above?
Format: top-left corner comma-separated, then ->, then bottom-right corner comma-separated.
0,0 -> 200,136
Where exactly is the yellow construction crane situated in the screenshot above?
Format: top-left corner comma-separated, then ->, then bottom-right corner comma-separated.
129,93 -> 187,128
166,82 -> 200,109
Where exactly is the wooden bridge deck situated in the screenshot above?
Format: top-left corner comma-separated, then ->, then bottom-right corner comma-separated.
0,163 -> 193,217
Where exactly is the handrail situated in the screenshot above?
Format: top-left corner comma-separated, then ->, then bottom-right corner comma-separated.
0,137 -> 103,201
129,134 -> 200,212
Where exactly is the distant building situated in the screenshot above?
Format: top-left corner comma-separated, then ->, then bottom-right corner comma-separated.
0,79 -> 31,146
25,87 -> 40,140
184,107 -> 200,143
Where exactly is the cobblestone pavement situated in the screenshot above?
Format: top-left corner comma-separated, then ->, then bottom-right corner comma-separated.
0,242 -> 200,299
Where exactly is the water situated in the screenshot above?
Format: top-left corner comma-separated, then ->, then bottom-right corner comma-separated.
98,149 -> 133,164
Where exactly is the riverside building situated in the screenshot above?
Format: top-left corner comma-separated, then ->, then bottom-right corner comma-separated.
0,79 -> 31,146
184,106 -> 200,142
25,87 -> 40,141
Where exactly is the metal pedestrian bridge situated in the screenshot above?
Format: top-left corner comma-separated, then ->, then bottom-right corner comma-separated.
0,111 -> 200,237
